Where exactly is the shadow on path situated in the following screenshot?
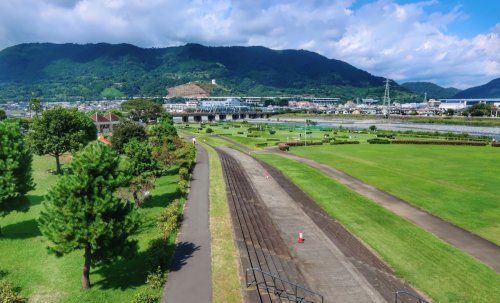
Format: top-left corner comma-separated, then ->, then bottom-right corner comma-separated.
169,241 -> 200,272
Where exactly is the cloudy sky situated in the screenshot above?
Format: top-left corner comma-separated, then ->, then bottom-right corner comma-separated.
1,0 -> 498,88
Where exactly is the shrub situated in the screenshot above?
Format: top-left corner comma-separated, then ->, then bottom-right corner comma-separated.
233,125 -> 241,128
178,167 -> 189,181
205,128 -> 213,133
266,138 -> 280,142
367,138 -> 391,144
285,141 -> 323,147
392,140 -> 488,146
0,280 -> 26,303
278,143 -> 289,151
306,131 -> 312,134
268,130 -> 276,135
247,134 -> 260,138
131,289 -> 159,303
145,238 -> 171,271
237,131 -> 244,135
178,179 -> 189,195
146,267 -> 167,290
255,143 -> 268,147
223,126 -> 229,129
492,141 -> 500,147
377,134 -> 395,139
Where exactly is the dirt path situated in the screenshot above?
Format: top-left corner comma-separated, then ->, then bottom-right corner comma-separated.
162,145 -> 212,303
220,147 -> 391,303
269,150 -> 500,272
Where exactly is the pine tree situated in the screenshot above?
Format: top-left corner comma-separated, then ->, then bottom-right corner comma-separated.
38,143 -> 139,289
0,120 -> 34,233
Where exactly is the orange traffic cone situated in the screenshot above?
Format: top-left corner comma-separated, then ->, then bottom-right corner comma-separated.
298,231 -> 305,243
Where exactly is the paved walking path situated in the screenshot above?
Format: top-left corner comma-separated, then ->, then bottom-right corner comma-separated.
269,150 -> 500,272
222,147 -> 387,303
162,145 -> 212,303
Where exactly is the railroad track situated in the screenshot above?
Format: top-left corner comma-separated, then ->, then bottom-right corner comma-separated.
217,149 -> 317,303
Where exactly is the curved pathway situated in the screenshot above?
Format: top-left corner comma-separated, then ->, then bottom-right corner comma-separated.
268,149 -> 500,272
162,145 -> 212,303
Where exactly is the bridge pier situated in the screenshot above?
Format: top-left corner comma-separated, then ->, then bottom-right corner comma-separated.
182,116 -> 188,123
232,114 -> 239,120
240,113 -> 247,119
208,115 -> 215,122
194,115 -> 202,123
218,114 -> 226,121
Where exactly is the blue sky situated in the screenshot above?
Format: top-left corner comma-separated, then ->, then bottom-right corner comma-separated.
0,0 -> 498,88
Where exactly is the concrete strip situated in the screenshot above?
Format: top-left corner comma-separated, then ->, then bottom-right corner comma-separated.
162,145 -> 212,303
271,150 -> 500,272
221,147 -> 387,303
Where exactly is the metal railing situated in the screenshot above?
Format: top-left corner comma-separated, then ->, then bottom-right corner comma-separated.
395,291 -> 430,303
246,268 -> 323,303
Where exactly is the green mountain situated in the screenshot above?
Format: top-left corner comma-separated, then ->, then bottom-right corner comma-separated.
401,82 -> 461,99
0,42 -> 418,102
453,78 -> 500,98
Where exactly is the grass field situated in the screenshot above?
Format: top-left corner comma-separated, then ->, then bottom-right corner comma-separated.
256,153 -> 500,303
287,144 -> 500,244
0,155 -> 180,302
202,143 -> 242,303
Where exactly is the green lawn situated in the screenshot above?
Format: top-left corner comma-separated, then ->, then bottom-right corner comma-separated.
256,154 -> 500,303
0,155 -> 180,302
287,144 -> 500,244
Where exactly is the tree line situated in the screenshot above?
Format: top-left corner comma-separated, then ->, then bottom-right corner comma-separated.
0,102 -> 195,292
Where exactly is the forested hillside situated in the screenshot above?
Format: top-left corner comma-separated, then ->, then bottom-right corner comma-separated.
402,82 -> 461,99
0,42 -> 419,102
453,78 -> 500,98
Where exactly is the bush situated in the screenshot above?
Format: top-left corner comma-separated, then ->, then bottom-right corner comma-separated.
178,167 -> 189,181
0,280 -> 26,303
266,138 -> 280,142
146,267 -> 167,290
255,143 -> 268,147
178,179 -> 189,195
278,143 -> 289,151
492,141 -> 500,147
223,126 -> 229,129
131,289 -> 159,303
367,138 -> 391,144
392,140 -> 488,146
233,125 -> 241,128
377,134 -> 395,139
247,134 -> 260,138
205,128 -> 213,133
268,130 -> 276,135
285,141 -> 323,147
145,238 -> 171,271
306,131 -> 312,134
237,131 -> 244,135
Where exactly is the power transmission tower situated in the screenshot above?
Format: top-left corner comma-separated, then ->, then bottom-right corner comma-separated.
382,78 -> 391,107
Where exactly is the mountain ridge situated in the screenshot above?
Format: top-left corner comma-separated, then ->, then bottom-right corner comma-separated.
453,78 -> 500,98
0,42 -> 420,102
401,82 -> 461,99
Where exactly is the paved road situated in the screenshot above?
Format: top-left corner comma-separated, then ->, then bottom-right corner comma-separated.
221,147 -> 387,303
270,150 -> 500,272
162,145 -> 212,303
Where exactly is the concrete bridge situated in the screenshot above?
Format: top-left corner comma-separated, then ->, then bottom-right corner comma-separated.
172,111 -> 273,123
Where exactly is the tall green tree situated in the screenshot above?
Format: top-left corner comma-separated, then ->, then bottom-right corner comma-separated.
121,99 -> 163,123
26,107 -> 96,174
123,139 -> 158,207
149,113 -> 180,168
38,143 -> 139,289
0,109 -> 6,121
0,121 -> 34,234
110,121 -> 146,153
28,97 -> 42,117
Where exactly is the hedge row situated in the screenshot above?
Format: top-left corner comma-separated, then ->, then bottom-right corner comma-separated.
255,143 -> 268,147
367,138 -> 391,144
266,138 -> 280,142
331,140 -> 360,145
247,134 -> 260,138
284,141 -> 323,147
492,141 -> 500,147
392,140 -> 488,146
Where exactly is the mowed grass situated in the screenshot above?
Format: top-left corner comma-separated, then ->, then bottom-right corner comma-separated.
203,143 -> 242,303
0,155 -> 180,302
256,154 -> 500,303
288,144 -> 500,244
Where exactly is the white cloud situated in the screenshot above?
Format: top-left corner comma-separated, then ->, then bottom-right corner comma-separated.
0,0 -> 498,88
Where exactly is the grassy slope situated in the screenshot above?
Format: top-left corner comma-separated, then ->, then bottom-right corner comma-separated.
0,155 -> 179,302
288,144 -> 500,244
203,143 -> 242,303
256,154 -> 500,303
